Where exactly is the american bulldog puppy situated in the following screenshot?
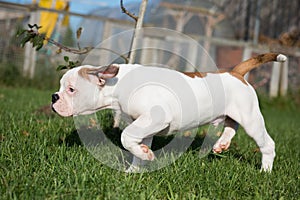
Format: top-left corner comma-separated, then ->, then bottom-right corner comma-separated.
52,53 -> 287,172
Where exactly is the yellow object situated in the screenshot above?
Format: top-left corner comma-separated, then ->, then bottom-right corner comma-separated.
61,2 -> 70,27
38,0 -> 68,40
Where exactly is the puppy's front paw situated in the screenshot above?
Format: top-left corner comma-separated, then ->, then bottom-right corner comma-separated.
213,140 -> 231,153
140,144 -> 155,161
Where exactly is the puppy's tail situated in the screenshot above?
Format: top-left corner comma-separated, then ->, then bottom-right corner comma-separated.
231,53 -> 287,77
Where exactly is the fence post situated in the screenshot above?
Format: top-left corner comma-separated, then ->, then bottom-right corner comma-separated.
270,62 -> 281,97
23,8 -> 38,78
279,57 -> 288,96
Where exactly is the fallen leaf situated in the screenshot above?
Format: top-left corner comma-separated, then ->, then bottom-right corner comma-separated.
22,131 -> 30,137
88,118 -> 97,128
183,131 -> 192,137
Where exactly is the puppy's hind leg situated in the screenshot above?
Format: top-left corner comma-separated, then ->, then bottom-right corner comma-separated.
213,117 -> 239,153
236,102 -> 275,172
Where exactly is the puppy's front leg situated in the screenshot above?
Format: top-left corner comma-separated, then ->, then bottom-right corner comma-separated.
126,137 -> 153,173
121,111 -> 170,162
132,137 -> 153,163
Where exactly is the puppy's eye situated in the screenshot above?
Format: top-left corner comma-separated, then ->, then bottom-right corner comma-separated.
69,87 -> 75,93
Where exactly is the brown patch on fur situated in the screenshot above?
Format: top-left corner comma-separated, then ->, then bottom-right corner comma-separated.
182,72 -> 207,78
182,69 -> 249,85
78,65 -> 119,81
182,69 -> 234,79
182,70 -> 250,85
232,53 -> 279,77
78,67 -> 93,80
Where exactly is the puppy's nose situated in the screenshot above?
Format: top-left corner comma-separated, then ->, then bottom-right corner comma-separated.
52,93 -> 60,103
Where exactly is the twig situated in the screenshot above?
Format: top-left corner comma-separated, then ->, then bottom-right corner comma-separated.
44,33 -> 129,62
27,29 -> 93,55
76,27 -> 83,50
46,36 -> 92,54
120,0 -> 138,22
25,28 -> 129,63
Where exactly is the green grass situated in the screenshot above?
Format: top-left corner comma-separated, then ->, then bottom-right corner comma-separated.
0,87 -> 299,199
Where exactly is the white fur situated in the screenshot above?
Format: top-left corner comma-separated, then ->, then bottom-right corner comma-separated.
276,54 -> 287,62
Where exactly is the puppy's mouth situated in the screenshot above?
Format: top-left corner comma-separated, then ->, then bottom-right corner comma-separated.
51,103 -> 73,117
51,102 -> 109,117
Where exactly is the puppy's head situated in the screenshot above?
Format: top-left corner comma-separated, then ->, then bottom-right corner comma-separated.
51,64 -> 119,117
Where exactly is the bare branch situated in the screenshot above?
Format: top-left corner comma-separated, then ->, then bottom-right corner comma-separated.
43,34 -> 92,55
120,0 -> 138,22
47,36 -> 129,63
21,27 -> 129,63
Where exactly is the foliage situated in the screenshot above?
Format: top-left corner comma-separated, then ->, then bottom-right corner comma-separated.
16,24 -> 128,71
16,24 -> 84,71
16,24 -> 45,51
0,88 -> 299,199
56,56 -> 80,71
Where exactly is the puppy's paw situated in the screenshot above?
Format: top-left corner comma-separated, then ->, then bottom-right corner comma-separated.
140,144 -> 155,161
213,140 -> 231,153
213,127 -> 235,153
260,164 -> 273,173
130,144 -> 155,161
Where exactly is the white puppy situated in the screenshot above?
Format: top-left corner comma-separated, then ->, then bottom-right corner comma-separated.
52,53 -> 287,172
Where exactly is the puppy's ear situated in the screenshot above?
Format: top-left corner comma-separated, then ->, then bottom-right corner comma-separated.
95,64 -> 119,86
79,64 -> 119,86
96,64 -> 119,79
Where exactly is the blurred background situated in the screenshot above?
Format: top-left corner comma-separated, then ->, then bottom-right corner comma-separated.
0,0 -> 299,98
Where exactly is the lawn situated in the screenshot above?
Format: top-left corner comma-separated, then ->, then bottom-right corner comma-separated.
0,87 -> 299,199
